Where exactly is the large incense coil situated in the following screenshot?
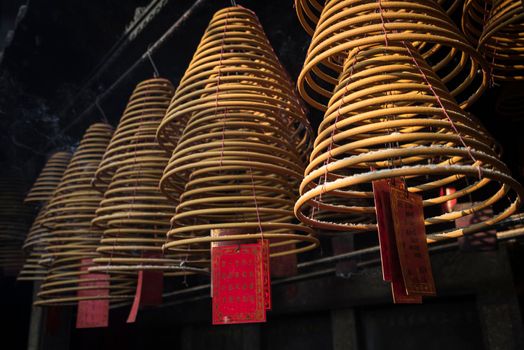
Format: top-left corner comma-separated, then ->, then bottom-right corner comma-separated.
463,0 -> 524,81
295,0 -> 464,36
294,42 -> 523,242
0,178 -> 35,271
156,6 -> 313,166
24,151 -> 72,204
298,0 -> 488,111
34,123 -> 135,305
18,207 -> 52,281
92,78 -> 175,190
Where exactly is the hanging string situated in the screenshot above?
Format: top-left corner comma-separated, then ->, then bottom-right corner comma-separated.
95,99 -> 109,124
230,0 -> 237,6
146,46 -> 160,78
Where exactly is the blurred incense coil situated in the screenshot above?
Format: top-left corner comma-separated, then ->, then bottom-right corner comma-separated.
156,6 -> 313,171
24,151 -> 72,204
295,0 -> 464,36
297,0 -> 488,111
0,178 -> 35,272
159,6 -> 319,261
463,0 -> 524,81
35,123 -> 135,305
17,207 -> 52,281
92,78 -> 175,190
294,42 -> 523,242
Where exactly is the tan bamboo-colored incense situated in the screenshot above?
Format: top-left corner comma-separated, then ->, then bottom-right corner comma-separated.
294,42 -> 523,242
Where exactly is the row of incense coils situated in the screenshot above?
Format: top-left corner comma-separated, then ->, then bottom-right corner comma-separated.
6,2 -> 524,306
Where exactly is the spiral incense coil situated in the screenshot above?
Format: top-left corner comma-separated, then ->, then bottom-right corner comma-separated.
156,6 -> 313,168
17,207 -> 52,281
35,123 -> 135,305
295,0 -> 464,36
295,42 -> 523,242
0,178 -> 35,271
24,151 -> 72,204
92,78 -> 175,190
298,0 -> 488,111
463,0 -> 524,81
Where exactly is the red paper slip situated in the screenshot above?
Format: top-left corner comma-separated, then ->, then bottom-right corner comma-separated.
261,239 -> 271,310
126,271 -> 143,323
390,188 -> 436,296
76,259 -> 110,328
212,243 -> 266,325
372,179 -> 396,281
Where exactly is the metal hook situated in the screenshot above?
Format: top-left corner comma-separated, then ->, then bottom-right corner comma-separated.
146,45 -> 160,78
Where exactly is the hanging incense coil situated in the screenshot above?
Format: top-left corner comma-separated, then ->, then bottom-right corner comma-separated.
298,0 -> 488,111
17,207 -> 52,281
156,6 -> 313,169
295,0 -> 464,36
92,78 -> 175,190
0,178 -> 35,271
463,0 -> 524,81
24,151 -> 72,204
159,7 -> 319,260
35,123 -> 135,305
295,42 -> 523,242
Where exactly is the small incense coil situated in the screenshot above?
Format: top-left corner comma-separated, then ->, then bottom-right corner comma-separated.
298,0 -> 488,111
17,207 -> 52,281
92,78 -> 175,190
35,123 -> 135,305
24,151 -> 72,204
463,0 -> 524,82
156,6 -> 313,165
295,0 -> 464,36
295,43 -> 523,242
0,178 -> 35,271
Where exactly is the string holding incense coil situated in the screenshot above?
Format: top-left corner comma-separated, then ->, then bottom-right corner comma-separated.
295,0 -> 465,36
156,6 -> 313,170
294,42 -> 523,242
159,6 -> 319,261
92,78 -> 175,190
463,0 -> 524,82
297,0 -> 488,111
35,123 -> 135,305
17,207 -> 52,281
24,151 -> 71,204
0,178 -> 35,272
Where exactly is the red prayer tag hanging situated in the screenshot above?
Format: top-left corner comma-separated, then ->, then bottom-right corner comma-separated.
126,270 -> 143,323
212,242 -> 266,325
390,187 -> 436,296
261,239 -> 271,310
76,258 -> 110,328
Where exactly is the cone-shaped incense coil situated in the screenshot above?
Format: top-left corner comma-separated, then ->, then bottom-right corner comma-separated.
92,78 -> 175,191
158,6 -> 313,201
295,43 -> 523,241
159,7 -> 319,260
0,178 -> 35,271
156,6 -> 313,164
463,0 -> 524,82
297,0 -> 488,111
17,207 -> 52,281
295,0 -> 464,36
35,123 -> 135,305
24,151 -> 72,204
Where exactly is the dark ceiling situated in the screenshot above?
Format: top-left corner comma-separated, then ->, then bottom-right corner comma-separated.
1,0 -> 523,188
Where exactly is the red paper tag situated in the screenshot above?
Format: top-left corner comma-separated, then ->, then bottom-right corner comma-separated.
212,243 -> 266,325
261,239 -> 271,310
269,242 -> 297,278
439,187 -> 457,213
372,179 -> 398,281
141,270 -> 163,306
76,259 -> 109,328
126,271 -> 143,323
390,188 -> 436,296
